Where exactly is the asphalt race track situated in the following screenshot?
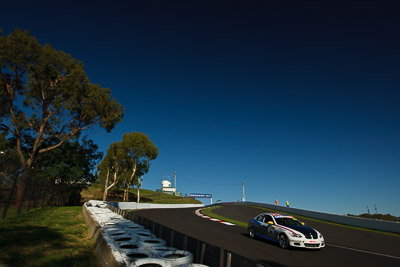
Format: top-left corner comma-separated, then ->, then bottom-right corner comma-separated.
131,204 -> 400,267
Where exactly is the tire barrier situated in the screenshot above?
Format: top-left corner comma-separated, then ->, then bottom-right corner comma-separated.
148,246 -> 178,255
112,234 -> 136,243
133,229 -> 156,240
128,258 -> 172,267
107,230 -> 127,236
124,224 -> 145,231
117,241 -> 140,250
83,200 -> 209,267
100,202 -> 268,266
158,250 -> 193,266
103,222 -> 118,228
122,248 -> 155,264
136,237 -> 167,249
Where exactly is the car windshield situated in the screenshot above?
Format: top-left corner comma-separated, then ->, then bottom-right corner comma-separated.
274,217 -> 303,226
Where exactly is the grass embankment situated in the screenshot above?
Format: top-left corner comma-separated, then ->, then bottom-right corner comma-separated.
0,187 -> 200,266
81,186 -> 201,204
0,207 -> 97,267
202,205 -> 400,237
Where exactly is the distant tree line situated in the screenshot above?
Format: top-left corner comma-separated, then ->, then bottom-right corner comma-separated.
347,213 -> 400,222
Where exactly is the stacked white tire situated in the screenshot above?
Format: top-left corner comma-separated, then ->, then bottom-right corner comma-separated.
85,201 -> 208,266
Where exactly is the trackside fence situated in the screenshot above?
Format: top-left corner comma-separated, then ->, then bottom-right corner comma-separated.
108,205 -> 269,267
240,201 -> 400,234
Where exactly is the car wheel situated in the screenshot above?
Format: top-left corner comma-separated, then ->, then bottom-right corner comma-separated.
278,234 -> 289,249
249,227 -> 256,239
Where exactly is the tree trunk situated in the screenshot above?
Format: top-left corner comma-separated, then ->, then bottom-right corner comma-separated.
105,169 -> 118,201
124,184 -> 128,202
103,168 -> 110,201
123,176 -> 128,201
15,167 -> 29,209
15,153 -> 34,209
137,176 -> 143,204
124,164 -> 136,202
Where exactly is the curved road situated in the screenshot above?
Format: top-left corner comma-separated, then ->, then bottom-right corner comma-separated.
131,204 -> 400,267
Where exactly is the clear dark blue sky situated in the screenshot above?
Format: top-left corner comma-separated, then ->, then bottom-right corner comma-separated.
2,0 -> 399,216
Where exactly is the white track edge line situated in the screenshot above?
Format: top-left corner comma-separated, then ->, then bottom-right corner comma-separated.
327,244 -> 400,260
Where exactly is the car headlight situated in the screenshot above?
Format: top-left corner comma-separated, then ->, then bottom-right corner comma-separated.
290,232 -> 302,238
319,234 -> 323,239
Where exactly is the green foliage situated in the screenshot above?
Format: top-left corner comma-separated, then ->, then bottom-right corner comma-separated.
1,28 -> 124,206
0,28 -> 124,176
30,137 -> 103,205
97,141 -> 126,184
36,137 -> 103,185
97,132 -> 158,201
0,29 -> 124,140
120,132 -> 158,185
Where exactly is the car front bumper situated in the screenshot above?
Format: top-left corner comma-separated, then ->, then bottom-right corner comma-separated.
289,238 -> 325,249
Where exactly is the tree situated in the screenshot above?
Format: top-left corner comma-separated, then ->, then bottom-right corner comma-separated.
120,132 -> 158,203
98,141 -> 127,201
98,132 -> 158,202
0,29 -> 124,208
34,137 -> 103,205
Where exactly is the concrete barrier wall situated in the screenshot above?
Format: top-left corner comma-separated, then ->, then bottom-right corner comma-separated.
240,201 -> 400,234
109,202 -> 204,210
82,205 -> 126,267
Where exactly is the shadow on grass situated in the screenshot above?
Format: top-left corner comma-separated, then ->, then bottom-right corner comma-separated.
37,247 -> 98,267
0,225 -> 65,266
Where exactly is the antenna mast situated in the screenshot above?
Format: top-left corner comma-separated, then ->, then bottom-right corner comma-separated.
242,181 -> 246,202
374,204 -> 378,214
174,172 -> 177,189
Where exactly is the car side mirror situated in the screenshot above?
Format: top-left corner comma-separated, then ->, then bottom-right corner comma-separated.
301,222 -> 305,225
268,221 -> 274,225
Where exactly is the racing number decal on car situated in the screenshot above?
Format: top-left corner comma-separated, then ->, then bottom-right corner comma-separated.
267,225 -> 274,237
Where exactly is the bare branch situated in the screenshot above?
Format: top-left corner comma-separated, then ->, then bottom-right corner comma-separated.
0,124 -> 15,135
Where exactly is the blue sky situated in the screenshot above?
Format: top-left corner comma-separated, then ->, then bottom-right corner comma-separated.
2,1 -> 399,216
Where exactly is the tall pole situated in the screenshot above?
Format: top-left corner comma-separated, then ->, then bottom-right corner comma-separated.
242,181 -> 245,202
174,171 -> 176,189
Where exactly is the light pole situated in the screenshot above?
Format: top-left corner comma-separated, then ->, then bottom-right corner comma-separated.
242,181 -> 246,202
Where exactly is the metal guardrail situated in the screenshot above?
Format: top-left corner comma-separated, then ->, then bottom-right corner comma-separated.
240,201 -> 400,234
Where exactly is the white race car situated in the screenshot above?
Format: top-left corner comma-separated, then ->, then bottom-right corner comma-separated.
248,212 -> 325,249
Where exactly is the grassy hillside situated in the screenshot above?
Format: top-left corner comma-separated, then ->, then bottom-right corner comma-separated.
81,185 -> 202,204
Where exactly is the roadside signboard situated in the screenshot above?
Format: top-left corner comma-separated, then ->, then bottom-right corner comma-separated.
189,193 -> 212,198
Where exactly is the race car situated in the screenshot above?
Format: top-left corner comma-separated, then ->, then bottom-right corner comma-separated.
247,213 -> 325,249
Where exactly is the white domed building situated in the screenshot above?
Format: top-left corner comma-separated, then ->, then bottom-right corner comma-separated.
156,172 -> 181,196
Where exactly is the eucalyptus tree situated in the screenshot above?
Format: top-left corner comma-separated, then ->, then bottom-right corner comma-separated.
120,132 -> 158,203
0,29 -> 124,208
98,141 -> 127,201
